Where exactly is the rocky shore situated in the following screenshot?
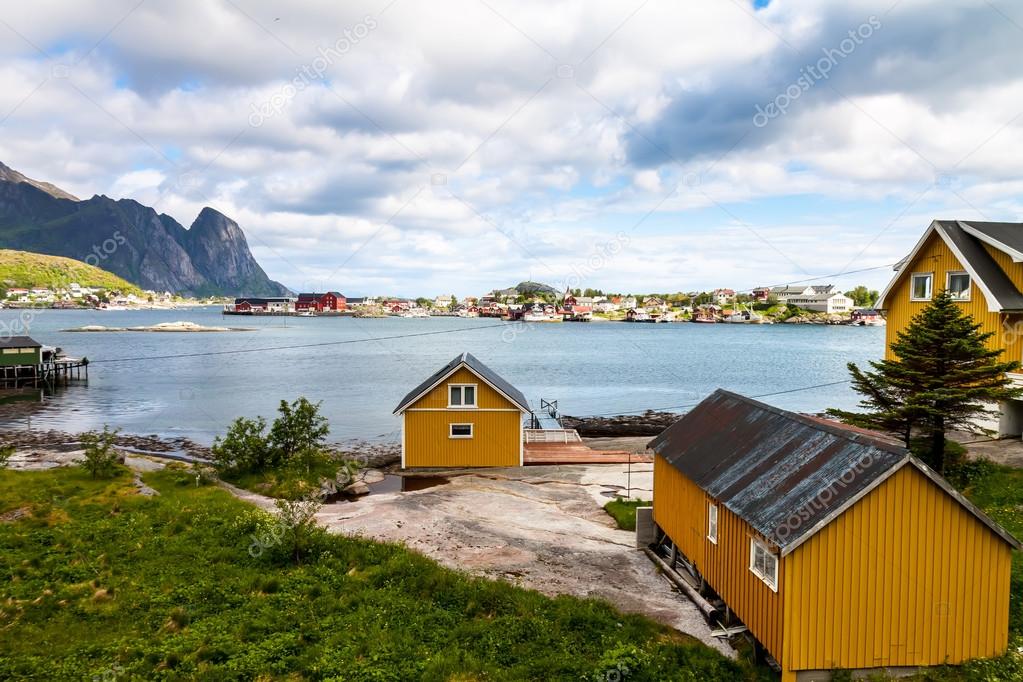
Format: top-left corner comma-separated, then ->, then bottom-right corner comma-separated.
0,429 -> 401,469
562,410 -> 680,437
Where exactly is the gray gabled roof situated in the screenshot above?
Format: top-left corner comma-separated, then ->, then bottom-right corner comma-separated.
649,390 -> 1021,554
393,352 -> 530,414
0,335 -> 41,349
876,220 -> 1023,312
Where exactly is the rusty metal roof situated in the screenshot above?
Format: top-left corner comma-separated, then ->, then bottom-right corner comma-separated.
649,390 -> 1022,554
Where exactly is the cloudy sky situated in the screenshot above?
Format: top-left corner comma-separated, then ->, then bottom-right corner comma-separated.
1,0 -> 1021,297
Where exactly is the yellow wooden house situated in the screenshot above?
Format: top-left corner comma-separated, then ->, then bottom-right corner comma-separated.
876,219 -> 1023,435
650,390 -> 1020,681
394,352 -> 530,468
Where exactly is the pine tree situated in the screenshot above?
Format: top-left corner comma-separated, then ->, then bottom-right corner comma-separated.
828,290 -> 1022,474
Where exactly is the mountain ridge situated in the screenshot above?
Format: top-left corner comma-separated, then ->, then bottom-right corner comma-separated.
0,163 -> 290,297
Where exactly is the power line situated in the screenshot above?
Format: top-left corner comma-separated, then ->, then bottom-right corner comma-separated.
574,379 -> 852,417
86,322 -> 513,364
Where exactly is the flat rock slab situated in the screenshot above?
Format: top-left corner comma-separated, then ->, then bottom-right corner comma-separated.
312,464 -> 730,656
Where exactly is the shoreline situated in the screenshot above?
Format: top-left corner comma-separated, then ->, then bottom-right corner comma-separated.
0,429 -> 402,469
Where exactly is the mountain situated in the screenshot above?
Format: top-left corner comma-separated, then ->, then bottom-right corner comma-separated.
0,162 -> 79,201
0,163 -> 290,297
0,249 -> 141,293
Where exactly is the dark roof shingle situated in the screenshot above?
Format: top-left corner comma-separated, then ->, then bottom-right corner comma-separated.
649,390 -> 1021,553
393,352 -> 529,413
0,335 -> 41,349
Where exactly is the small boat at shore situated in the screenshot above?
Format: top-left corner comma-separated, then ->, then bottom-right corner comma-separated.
724,304 -> 771,324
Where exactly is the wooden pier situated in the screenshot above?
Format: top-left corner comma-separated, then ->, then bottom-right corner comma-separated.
0,335 -> 88,388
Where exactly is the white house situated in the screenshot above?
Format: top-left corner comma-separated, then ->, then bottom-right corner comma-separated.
434,295 -> 453,309
785,292 -> 853,314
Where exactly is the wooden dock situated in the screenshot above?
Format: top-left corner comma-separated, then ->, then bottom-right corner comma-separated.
523,442 -> 652,465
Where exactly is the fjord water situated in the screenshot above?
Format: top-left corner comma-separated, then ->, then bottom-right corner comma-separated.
0,308 -> 885,443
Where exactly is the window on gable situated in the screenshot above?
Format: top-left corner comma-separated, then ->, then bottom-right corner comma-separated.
448,384 -> 477,407
707,503 -> 718,544
946,271 -> 971,300
749,538 -> 778,591
911,273 -> 933,301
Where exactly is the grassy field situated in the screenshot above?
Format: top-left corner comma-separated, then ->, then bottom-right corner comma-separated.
2,461 -> 1021,680
0,249 -> 141,293
604,498 -> 652,531
0,465 -> 746,681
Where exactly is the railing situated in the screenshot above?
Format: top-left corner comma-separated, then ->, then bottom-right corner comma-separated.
523,429 -> 582,444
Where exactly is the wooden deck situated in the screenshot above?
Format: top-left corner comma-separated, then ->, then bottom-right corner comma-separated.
523,442 -> 653,465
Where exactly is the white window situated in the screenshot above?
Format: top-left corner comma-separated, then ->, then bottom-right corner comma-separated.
448,384 -> 477,407
946,271 -> 971,300
707,503 -> 718,544
911,273 -> 933,301
449,423 -> 473,439
749,539 -> 778,591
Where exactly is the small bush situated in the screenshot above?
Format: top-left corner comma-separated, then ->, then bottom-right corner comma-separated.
0,445 -> 13,467
80,426 -> 121,479
945,456 -> 998,489
210,416 -> 271,474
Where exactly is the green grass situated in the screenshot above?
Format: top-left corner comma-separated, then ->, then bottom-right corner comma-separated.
604,498 -> 652,531
224,456 -> 346,500
0,465 -> 746,681
0,249 -> 141,293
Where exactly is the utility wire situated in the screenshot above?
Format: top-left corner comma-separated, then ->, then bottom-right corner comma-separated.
574,379 -> 853,417
86,322 -> 512,364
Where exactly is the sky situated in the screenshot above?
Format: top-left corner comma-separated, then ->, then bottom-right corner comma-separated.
1,0 -> 1022,297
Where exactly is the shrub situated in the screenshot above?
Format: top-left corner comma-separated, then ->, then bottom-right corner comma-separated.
270,497 -> 325,565
211,416 -> 271,474
0,445 -> 13,467
212,398 -> 332,477
268,397 -> 329,467
80,426 -> 122,479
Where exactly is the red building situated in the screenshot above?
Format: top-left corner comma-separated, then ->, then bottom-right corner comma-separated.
295,292 -> 346,312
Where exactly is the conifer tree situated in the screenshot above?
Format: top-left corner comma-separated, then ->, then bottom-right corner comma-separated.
828,291 -> 1022,473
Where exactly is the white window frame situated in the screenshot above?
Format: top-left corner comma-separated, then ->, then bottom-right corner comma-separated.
749,538 -> 779,592
910,272 -> 933,302
449,423 -> 474,439
707,503 -> 718,544
447,383 -> 478,408
946,271 -> 971,301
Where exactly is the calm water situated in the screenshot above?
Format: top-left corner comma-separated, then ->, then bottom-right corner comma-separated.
0,308 -> 884,444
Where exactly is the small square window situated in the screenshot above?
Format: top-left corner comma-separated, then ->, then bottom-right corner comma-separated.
448,384 -> 477,407
749,539 -> 778,591
947,272 -> 970,300
449,423 -> 473,438
911,273 -> 933,301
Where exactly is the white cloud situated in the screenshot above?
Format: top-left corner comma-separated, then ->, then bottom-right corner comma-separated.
0,0 -> 1020,295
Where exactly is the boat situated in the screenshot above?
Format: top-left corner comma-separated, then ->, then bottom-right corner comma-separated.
298,311 -> 315,317
724,304 -> 770,324
401,308 -> 430,318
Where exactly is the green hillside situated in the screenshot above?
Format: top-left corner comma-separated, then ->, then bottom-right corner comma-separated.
0,249 -> 140,294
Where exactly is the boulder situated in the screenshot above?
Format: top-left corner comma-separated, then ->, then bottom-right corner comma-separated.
343,481 -> 371,496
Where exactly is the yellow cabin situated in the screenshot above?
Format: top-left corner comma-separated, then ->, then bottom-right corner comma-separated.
876,219 -> 1023,435
650,390 -> 1020,681
394,352 -> 529,468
